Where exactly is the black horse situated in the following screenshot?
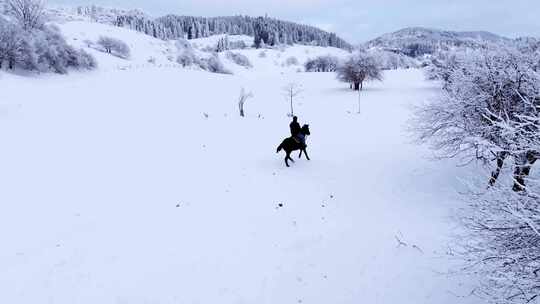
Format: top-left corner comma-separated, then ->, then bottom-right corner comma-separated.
276,124 -> 311,167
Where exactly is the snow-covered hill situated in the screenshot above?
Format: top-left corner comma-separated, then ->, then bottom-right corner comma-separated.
364,27 -> 511,57
0,18 -> 478,304
55,19 -> 350,74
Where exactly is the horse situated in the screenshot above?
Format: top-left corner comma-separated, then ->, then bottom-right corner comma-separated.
276,124 -> 311,167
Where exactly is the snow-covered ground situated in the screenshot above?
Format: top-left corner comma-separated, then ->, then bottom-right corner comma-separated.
0,20 -> 478,304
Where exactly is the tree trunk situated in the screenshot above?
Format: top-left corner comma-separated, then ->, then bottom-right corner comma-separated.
357,89 -> 361,114
353,82 -> 360,91
360,81 -> 364,91
489,152 -> 507,186
290,96 -> 294,116
513,151 -> 538,192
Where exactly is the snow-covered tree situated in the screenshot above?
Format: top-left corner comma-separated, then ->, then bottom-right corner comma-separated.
97,36 -> 130,59
304,55 -> 339,72
412,47 -> 540,191
215,35 -> 229,52
114,14 -> 352,50
4,0 -> 45,31
337,52 -> 382,91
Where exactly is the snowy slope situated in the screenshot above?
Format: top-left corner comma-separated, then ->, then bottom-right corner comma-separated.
55,20 -> 350,74
0,20 -> 478,304
58,21 -> 179,69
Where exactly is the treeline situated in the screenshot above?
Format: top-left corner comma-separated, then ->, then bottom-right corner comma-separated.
113,14 -> 352,50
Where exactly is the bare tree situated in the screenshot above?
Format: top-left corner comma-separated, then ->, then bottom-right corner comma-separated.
238,87 -> 253,117
282,82 -> 303,117
336,52 -> 382,91
5,0 -> 46,31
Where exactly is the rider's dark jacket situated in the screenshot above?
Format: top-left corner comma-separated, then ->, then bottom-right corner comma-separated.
290,121 -> 301,137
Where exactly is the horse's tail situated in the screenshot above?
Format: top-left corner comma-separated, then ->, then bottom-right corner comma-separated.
277,142 -> 284,153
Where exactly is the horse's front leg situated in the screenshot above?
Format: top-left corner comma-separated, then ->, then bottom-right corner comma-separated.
303,149 -> 311,161
299,149 -> 303,159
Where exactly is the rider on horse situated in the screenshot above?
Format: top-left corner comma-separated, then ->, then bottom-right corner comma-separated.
290,116 -> 306,148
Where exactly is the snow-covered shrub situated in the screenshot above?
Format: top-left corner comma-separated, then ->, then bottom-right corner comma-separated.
97,36 -> 130,59
199,54 -> 231,74
304,55 -> 339,72
177,50 -> 231,74
229,40 -> 247,50
336,52 -> 382,90
147,56 -> 156,64
459,182 -> 540,304
258,51 -> 266,58
176,49 -> 197,67
175,38 -> 191,50
67,48 -> 97,72
0,19 -> 96,73
285,56 -> 299,66
225,51 -> 252,68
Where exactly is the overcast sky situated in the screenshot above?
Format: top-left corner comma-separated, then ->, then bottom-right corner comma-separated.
49,0 -> 540,43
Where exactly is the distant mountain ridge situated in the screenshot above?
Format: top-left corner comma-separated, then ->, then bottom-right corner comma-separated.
363,27 -> 513,57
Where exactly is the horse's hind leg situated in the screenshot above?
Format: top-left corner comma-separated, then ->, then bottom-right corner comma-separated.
288,152 -> 295,163
299,150 -> 303,159
286,152 -> 295,167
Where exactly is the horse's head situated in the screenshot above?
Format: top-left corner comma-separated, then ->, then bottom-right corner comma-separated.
301,124 -> 311,136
